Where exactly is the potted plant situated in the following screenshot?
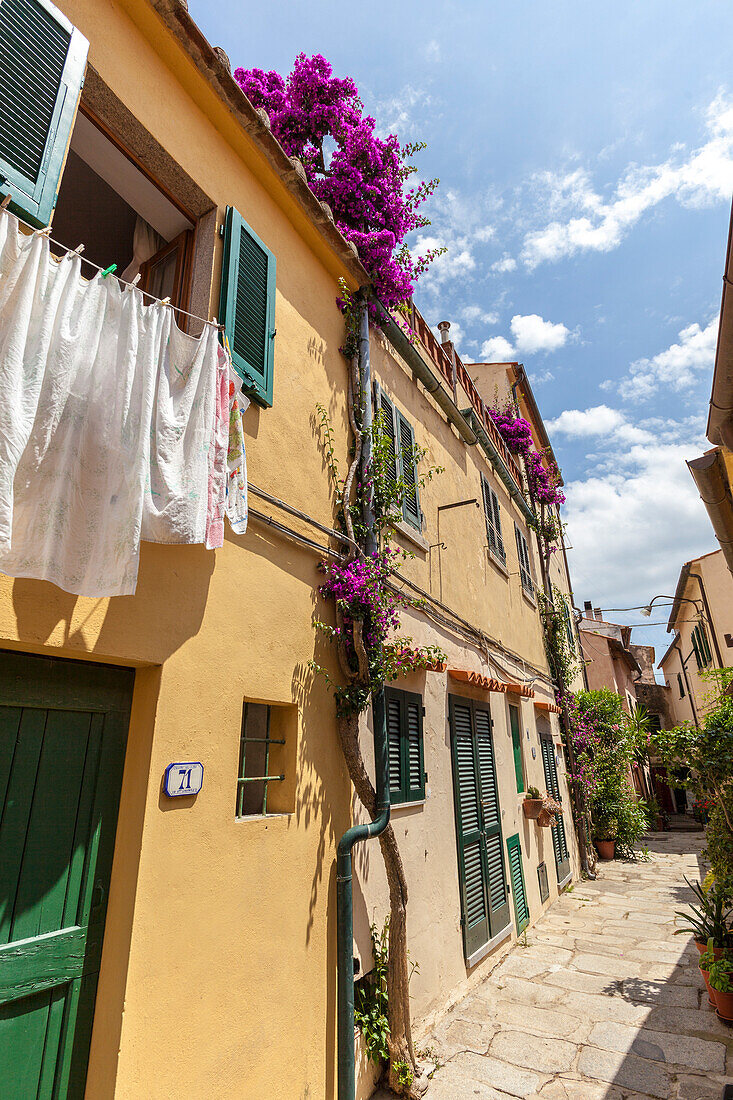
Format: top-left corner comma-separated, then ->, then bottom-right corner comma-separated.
593,812 -> 618,860
674,876 -> 733,955
709,955 -> 733,1021
522,785 -> 543,820
538,793 -> 563,828
699,939 -> 717,1007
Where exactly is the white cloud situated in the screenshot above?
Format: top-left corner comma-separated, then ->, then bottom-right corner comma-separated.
562,423 -> 714,611
491,253 -> 517,273
510,313 -> 570,354
547,405 -> 628,438
617,316 -> 719,401
372,85 -> 434,140
480,335 -> 515,361
531,368 -> 555,385
461,305 -> 499,326
521,91 -> 733,268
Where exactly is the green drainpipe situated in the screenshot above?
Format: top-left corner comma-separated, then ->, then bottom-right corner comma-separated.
337,297 -> 391,1100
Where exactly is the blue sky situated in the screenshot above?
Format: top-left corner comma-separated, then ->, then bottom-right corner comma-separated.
195,1 -> 733,663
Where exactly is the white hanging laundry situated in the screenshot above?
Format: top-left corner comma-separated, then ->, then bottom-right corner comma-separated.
226,358 -> 249,535
0,211 -> 220,597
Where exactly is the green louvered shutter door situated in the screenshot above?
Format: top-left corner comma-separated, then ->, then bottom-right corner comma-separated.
449,697 -> 490,962
540,733 -> 571,884
220,206 -> 276,407
474,703 -> 510,938
385,688 -> 404,803
404,693 -> 425,802
506,833 -> 530,933
397,412 -> 421,530
0,0 -> 88,227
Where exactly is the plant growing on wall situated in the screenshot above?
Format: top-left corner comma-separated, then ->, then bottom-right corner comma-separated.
235,54 -> 443,312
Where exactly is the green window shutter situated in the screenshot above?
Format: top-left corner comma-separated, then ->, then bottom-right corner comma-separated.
506,833 -> 530,933
540,733 -> 571,883
691,627 -> 703,670
481,476 -> 505,565
220,206 -> 276,407
509,703 -> 524,793
0,0 -> 88,227
396,411 -> 421,530
699,625 -> 712,666
404,693 -> 425,802
514,524 -> 534,598
385,688 -> 404,802
384,687 -> 424,804
374,382 -> 399,492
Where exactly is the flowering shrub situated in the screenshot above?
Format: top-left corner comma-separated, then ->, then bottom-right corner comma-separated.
563,688 -> 649,853
235,54 -> 441,310
488,403 -> 564,511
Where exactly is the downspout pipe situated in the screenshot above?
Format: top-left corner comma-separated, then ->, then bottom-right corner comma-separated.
337,298 -> 390,1100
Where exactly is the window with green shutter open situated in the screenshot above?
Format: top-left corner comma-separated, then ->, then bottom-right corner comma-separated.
220,206 -> 276,408
384,687 -> 425,804
508,703 -> 524,793
481,475 -> 506,566
374,384 -> 422,531
514,524 -> 534,599
691,623 -> 712,669
0,0 -> 88,227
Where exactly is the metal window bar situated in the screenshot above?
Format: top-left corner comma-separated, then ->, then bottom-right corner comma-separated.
237,703 -> 285,816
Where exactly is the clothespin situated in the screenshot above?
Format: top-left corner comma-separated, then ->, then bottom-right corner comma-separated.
101,263 -> 117,278
36,226 -> 53,237
160,297 -> 171,306
0,193 -> 11,212
130,272 -> 141,287
73,243 -> 85,256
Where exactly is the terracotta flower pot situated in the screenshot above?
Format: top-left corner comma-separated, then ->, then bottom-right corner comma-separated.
694,940 -> 706,955
596,839 -> 616,860
538,809 -> 555,828
522,798 -> 543,820
700,966 -> 716,1007
713,988 -> 733,1022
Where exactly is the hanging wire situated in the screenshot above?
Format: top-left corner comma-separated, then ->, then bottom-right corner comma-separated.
2,207 -> 224,332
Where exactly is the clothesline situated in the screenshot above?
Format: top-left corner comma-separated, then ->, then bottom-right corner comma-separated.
3,204 -> 224,333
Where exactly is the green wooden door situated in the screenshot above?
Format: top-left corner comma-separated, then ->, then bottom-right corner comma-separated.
540,732 -> 571,885
449,696 -> 510,964
0,652 -> 133,1099
506,833 -> 530,934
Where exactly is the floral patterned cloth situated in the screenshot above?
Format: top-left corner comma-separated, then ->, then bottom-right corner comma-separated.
225,354 -> 249,535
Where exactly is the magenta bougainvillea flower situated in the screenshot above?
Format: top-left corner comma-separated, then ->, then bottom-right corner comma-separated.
235,54 -> 440,309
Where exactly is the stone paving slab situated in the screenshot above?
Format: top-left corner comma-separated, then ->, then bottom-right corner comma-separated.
373,829 -> 733,1100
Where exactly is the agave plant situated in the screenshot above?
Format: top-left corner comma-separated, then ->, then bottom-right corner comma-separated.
675,876 -> 733,948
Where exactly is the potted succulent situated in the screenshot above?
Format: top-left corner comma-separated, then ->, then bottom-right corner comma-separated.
522,785 -> 543,820
538,793 -> 563,828
674,876 -> 733,955
699,939 -> 717,1007
709,955 -> 733,1021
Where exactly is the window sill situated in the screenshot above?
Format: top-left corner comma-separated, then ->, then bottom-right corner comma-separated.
391,798 -> 426,812
235,812 -> 294,822
465,923 -> 512,969
521,586 -> 537,608
391,518 -> 429,553
488,548 -> 509,577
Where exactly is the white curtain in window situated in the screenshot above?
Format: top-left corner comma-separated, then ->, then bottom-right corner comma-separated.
121,215 -> 164,282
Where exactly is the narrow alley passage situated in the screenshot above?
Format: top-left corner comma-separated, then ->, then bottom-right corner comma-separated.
399,829 -> 730,1099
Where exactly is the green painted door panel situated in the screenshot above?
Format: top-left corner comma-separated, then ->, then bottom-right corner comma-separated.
509,703 -> 524,793
540,733 -> 571,884
474,705 -> 510,939
0,652 -> 133,1099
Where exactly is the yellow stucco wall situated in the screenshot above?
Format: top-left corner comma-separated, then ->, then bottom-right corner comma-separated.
0,3 -> 582,1097
2,1 -> 360,1096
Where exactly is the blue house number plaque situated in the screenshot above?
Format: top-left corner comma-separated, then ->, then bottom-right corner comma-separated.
164,761 -> 204,797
